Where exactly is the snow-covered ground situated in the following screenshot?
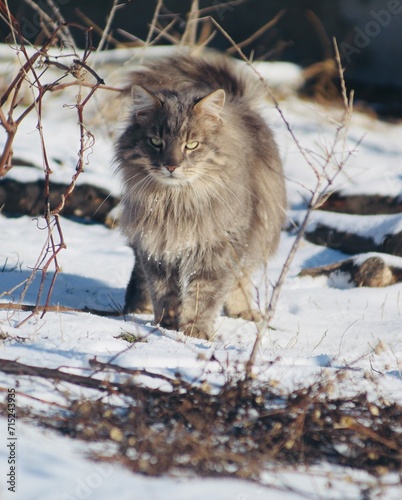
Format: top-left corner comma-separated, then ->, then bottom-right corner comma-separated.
0,46 -> 402,499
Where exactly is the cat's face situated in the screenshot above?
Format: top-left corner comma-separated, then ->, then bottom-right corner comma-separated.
121,86 -> 226,186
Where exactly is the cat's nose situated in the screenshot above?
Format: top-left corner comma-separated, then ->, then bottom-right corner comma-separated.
165,165 -> 177,173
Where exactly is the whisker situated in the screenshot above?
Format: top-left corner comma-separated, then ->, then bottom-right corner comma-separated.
120,171 -> 156,225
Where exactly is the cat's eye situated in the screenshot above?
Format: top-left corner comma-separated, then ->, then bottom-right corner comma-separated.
185,141 -> 199,150
150,137 -> 163,148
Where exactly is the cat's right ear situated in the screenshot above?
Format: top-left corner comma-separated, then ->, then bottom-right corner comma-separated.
194,89 -> 226,122
131,85 -> 160,116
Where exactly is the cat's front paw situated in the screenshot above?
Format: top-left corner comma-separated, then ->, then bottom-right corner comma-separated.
181,321 -> 212,340
238,309 -> 262,322
159,316 -> 179,331
155,307 -> 180,331
226,308 -> 262,322
123,302 -> 153,315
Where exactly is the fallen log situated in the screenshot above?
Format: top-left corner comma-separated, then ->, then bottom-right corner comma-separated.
0,178 -> 119,224
320,192 -> 402,215
0,358 -> 174,406
305,223 -> 402,256
0,303 -> 122,317
299,255 -> 402,287
0,358 -> 119,392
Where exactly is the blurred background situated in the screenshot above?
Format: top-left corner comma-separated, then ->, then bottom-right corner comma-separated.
2,0 -> 402,116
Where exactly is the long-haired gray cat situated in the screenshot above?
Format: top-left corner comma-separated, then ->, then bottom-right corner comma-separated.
115,53 -> 286,339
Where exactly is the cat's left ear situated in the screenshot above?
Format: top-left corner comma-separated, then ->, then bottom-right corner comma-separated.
194,89 -> 225,122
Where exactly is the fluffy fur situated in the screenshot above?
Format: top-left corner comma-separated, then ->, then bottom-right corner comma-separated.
115,53 -> 286,339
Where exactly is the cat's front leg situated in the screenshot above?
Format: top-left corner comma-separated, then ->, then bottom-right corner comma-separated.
179,272 -> 232,340
140,258 -> 181,330
124,250 -> 153,315
223,272 -> 262,322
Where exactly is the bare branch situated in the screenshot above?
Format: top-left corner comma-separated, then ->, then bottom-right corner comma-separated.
96,0 -> 126,55
227,9 -> 285,54
0,15 -> 103,323
22,0 -> 75,48
142,0 -> 163,54
245,39 -> 355,377
181,0 -> 199,47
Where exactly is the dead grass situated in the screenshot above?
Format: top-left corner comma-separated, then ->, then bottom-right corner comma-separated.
0,359 -> 400,486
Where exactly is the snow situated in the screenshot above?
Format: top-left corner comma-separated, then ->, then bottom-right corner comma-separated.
2,418 -> 297,500
1,45 -> 402,499
252,61 -> 304,94
291,208 -> 402,245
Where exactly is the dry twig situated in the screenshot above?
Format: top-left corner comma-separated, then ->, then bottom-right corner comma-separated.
0,11 -> 105,325
0,358 -> 401,483
245,39 -> 356,377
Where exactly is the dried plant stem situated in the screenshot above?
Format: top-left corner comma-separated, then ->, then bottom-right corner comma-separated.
146,21 -> 181,46
74,8 -> 121,48
142,0 -> 163,51
227,9 -> 285,55
0,13 -> 103,324
95,0 -> 126,57
246,39 -> 354,377
197,0 -> 248,16
245,185 -> 323,374
0,22 -> 80,176
39,219 -> 65,318
0,302 -> 121,317
181,0 -> 200,47
22,0 -> 75,48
